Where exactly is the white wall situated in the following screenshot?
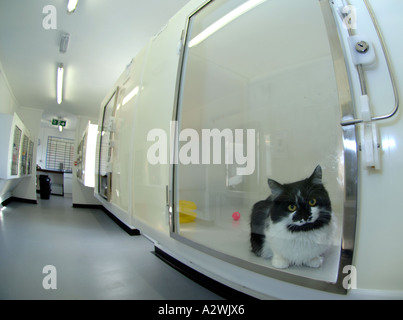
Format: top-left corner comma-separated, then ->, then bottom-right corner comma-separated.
12,106 -> 43,201
1,59 -> 39,202
0,61 -> 19,115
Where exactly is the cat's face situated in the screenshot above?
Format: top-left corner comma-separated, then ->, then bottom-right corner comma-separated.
268,166 -> 332,232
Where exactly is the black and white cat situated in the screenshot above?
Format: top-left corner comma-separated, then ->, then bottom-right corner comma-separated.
250,165 -> 335,269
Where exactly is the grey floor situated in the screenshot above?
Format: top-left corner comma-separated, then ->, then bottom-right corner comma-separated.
0,195 -> 223,300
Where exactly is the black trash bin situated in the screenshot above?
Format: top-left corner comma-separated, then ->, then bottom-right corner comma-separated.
39,175 -> 51,199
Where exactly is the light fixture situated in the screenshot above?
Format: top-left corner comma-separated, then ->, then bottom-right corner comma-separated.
58,125 -> 63,132
188,0 -> 267,48
57,64 -> 64,105
67,0 -> 79,13
60,33 -> 70,54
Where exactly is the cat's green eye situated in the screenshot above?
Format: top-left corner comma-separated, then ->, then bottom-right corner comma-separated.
288,204 -> 297,212
309,198 -> 317,207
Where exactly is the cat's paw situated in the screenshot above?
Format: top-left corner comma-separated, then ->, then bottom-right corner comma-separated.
306,256 -> 323,268
271,255 -> 290,269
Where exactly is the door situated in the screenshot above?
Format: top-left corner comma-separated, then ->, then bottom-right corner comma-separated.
11,126 -> 22,176
172,0 -> 357,293
98,89 -> 119,201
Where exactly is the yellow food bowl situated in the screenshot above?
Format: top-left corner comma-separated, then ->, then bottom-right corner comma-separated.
179,200 -> 197,223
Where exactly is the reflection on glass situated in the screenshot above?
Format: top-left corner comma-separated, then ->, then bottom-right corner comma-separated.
77,136 -> 84,180
175,0 -> 345,284
11,126 -> 22,176
27,140 -> 34,175
98,91 -> 117,200
21,135 -> 29,175
188,0 -> 267,48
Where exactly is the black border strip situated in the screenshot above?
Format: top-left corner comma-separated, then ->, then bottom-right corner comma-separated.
72,203 -> 140,236
100,207 -> 141,236
72,203 -> 103,209
1,196 -> 37,206
153,246 -> 258,301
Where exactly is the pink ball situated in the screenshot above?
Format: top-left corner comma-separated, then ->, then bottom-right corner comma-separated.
232,211 -> 241,221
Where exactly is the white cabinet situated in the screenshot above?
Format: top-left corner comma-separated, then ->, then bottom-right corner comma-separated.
0,113 -> 34,179
64,172 -> 73,194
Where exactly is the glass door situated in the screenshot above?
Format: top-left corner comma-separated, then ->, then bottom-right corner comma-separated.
27,140 -> 34,175
172,0 -> 357,293
11,126 -> 22,176
98,89 -> 119,201
77,136 -> 84,181
20,135 -> 29,175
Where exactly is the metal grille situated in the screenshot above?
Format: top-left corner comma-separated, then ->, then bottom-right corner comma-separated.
46,136 -> 74,171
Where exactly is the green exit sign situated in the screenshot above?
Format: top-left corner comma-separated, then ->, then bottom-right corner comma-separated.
52,119 -> 67,127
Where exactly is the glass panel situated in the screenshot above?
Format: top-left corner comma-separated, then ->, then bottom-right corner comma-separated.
20,135 -> 29,175
174,0 -> 347,285
77,136 -> 84,181
27,140 -> 34,175
11,126 -> 22,176
81,134 -> 86,182
98,90 -> 118,200
110,81 -> 140,211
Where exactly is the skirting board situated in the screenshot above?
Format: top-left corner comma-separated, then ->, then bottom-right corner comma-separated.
1,196 -> 37,206
73,203 -> 141,236
153,246 -> 257,301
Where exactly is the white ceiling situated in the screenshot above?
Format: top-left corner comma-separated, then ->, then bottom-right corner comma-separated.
0,0 -> 190,130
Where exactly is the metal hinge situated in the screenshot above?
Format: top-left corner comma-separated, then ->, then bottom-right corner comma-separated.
335,0 -> 399,127
332,0 -> 399,170
166,185 -> 172,226
176,29 -> 185,55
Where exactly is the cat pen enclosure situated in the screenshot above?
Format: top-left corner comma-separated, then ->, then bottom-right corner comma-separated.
94,0 -> 402,297
170,0 -> 356,294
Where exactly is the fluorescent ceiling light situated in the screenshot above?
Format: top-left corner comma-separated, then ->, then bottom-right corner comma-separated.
57,65 -> 64,105
122,86 -> 139,106
188,0 -> 267,48
67,0 -> 78,13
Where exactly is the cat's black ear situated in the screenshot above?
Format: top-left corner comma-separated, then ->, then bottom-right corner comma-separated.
309,165 -> 322,184
268,179 -> 284,198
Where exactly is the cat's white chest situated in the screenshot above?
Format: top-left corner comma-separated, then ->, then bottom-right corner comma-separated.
263,216 -> 336,266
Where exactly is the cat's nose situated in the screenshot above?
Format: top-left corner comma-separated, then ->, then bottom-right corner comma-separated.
293,211 -> 311,222
300,212 -> 312,222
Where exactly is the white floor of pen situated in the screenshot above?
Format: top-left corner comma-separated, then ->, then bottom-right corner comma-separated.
0,195 -> 223,300
179,217 -> 341,284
